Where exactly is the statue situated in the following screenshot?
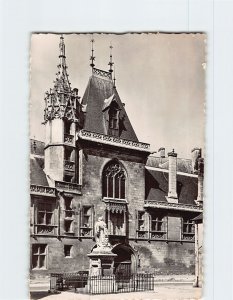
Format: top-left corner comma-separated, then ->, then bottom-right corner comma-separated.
95,217 -> 111,249
88,216 -> 117,284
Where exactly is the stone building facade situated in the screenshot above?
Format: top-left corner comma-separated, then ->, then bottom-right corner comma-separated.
30,36 -> 203,278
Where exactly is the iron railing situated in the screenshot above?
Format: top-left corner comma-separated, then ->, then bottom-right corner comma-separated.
50,272 -> 154,294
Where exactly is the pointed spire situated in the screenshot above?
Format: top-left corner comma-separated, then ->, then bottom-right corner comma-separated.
90,36 -> 95,70
59,34 -> 65,58
54,35 -> 71,93
44,35 -> 80,123
108,42 -> 114,75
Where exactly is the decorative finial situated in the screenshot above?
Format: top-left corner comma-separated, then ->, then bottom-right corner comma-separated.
33,136 -> 37,153
108,42 -> 114,74
59,34 -> 65,58
113,66 -> 116,88
90,36 -> 95,70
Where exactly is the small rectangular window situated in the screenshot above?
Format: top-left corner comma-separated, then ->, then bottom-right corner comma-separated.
64,245 -> 72,257
150,214 -> 167,240
64,196 -> 74,218
32,244 -> 47,269
64,219 -> 73,233
138,211 -> 145,230
182,218 -> 195,241
80,205 -> 93,237
64,147 -> 73,161
64,174 -> 73,183
37,203 -> 53,225
136,211 -> 147,239
64,120 -> 72,135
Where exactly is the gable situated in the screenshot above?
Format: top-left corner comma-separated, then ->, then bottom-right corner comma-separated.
81,75 -> 138,142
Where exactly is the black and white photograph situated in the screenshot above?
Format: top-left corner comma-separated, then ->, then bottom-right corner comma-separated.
29,32 -> 205,299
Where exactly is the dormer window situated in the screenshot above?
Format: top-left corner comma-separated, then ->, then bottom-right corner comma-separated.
108,105 -> 119,136
102,95 -> 120,137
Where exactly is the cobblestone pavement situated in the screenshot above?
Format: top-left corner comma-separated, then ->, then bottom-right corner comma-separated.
31,285 -> 202,300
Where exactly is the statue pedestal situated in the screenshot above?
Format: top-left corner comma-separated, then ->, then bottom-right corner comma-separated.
87,248 -> 117,293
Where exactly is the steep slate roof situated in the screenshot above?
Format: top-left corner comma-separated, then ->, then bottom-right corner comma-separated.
30,156 -> 48,186
145,168 -> 198,205
81,74 -> 138,142
146,156 -> 193,174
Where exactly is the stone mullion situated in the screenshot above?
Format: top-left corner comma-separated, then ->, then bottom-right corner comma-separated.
113,174 -> 115,198
180,217 -> 183,241
35,202 -> 38,234
106,175 -> 109,198
119,176 -> 121,199
57,200 -> 60,236
148,213 -> 151,240
32,200 -> 35,235
123,210 -> 126,235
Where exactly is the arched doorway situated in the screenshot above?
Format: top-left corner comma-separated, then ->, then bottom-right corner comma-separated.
112,244 -> 137,276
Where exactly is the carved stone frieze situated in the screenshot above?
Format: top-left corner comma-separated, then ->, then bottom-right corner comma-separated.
78,129 -> 150,152
30,185 -> 56,197
144,200 -> 203,212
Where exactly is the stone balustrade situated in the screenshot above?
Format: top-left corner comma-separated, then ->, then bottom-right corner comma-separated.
30,184 -> 56,197
144,200 -> 203,212
78,130 -> 150,152
55,180 -> 81,194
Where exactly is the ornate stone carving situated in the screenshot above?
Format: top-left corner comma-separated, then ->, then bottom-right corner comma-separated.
64,133 -> 74,144
144,200 -> 203,212
104,201 -> 127,213
30,185 -> 56,197
78,130 -> 150,152
64,160 -> 75,172
55,181 -> 81,194
93,67 -> 112,79
36,224 -> 56,234
43,36 -> 81,123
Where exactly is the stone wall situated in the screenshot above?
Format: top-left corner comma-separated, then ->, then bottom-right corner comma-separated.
131,240 -> 195,275
31,142 -> 196,277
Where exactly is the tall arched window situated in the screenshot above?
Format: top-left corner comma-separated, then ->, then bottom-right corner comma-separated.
103,161 -> 126,199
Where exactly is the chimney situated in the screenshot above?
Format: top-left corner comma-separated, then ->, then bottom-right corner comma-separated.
158,147 -> 165,158
195,158 -> 204,206
167,149 -> 178,203
191,148 -> 201,174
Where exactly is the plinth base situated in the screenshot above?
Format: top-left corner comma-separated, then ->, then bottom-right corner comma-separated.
88,249 -> 117,277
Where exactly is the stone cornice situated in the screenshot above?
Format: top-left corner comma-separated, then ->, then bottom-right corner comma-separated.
144,200 -> 203,212
77,130 -> 150,153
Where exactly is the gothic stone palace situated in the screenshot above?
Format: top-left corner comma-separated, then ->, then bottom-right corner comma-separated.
30,36 -> 204,278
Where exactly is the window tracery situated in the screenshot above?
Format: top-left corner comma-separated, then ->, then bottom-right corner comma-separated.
103,162 -> 126,199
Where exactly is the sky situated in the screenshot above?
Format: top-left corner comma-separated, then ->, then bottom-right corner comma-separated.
30,33 -> 205,158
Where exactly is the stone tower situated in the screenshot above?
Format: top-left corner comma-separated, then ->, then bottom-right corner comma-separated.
43,35 -> 82,183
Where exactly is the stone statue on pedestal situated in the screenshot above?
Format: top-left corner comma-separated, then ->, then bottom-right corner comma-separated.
95,216 -> 111,250
87,216 -> 117,292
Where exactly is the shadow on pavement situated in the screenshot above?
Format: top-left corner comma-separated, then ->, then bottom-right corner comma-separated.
30,291 -> 51,300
